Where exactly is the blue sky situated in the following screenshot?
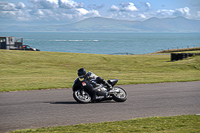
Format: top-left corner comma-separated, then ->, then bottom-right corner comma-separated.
1,0 -> 200,25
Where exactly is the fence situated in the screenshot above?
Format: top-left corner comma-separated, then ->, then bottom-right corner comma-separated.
171,53 -> 200,61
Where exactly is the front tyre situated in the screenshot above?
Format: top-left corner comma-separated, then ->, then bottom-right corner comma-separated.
73,89 -> 91,103
112,87 -> 127,102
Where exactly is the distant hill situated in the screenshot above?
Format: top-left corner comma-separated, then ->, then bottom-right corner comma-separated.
54,17 -> 141,32
1,17 -> 200,32
134,16 -> 200,32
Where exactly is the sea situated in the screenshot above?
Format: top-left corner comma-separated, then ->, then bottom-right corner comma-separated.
1,32 -> 200,54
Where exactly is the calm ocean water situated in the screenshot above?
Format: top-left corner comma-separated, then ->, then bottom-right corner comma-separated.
1,32 -> 200,54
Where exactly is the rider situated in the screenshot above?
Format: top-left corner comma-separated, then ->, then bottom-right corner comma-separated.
77,68 -> 112,102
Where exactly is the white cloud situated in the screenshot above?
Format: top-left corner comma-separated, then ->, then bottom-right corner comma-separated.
0,1 -> 199,25
76,8 -> 88,15
109,2 -> 138,12
120,2 -> 138,12
59,0 -> 83,9
110,5 -> 119,11
46,0 -> 58,3
156,7 -> 191,18
138,14 -> 146,19
145,2 -> 151,9
86,10 -> 100,17
197,11 -> 200,17
191,11 -> 200,20
1,11 -> 15,16
108,2 -> 195,21
16,2 -> 26,9
28,0 -> 83,9
109,2 -> 141,20
174,7 -> 190,16
35,9 -> 45,16
157,9 -> 174,17
0,2 -> 16,11
76,8 -> 100,18
140,2 -> 151,11
29,0 -> 58,9
0,0 -> 100,24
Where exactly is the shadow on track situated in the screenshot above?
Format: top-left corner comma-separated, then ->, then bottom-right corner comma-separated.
46,100 -> 116,104
47,101 -> 79,104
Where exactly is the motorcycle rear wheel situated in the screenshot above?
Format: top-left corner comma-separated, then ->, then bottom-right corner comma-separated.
112,87 -> 127,102
73,89 -> 91,103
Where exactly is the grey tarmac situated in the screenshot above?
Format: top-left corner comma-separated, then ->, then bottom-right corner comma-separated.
0,81 -> 200,133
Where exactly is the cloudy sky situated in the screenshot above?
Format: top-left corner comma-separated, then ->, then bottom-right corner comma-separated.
1,0 -> 200,26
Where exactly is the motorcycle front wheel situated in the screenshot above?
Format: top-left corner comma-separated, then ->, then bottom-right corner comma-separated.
73,89 -> 91,103
112,87 -> 127,102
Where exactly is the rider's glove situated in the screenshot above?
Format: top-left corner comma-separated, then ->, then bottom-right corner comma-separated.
86,72 -> 92,77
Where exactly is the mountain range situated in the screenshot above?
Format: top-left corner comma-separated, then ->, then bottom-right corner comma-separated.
1,16 -> 200,32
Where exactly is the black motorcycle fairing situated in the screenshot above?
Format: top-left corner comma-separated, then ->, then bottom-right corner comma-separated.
96,90 -> 107,97
72,78 -> 82,91
82,81 -> 93,94
73,78 -> 94,94
72,78 -> 127,103
107,79 -> 118,86
73,77 -> 107,98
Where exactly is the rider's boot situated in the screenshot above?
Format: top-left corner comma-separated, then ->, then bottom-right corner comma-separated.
96,77 -> 112,91
91,91 -> 96,103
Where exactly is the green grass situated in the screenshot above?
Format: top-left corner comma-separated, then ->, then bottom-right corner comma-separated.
2,51 -> 200,133
10,115 -> 200,133
0,50 -> 200,92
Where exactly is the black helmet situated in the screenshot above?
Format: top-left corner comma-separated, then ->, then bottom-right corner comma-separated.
77,68 -> 86,77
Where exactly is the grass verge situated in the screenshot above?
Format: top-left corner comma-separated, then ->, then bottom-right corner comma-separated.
10,115 -> 200,133
0,50 -> 200,92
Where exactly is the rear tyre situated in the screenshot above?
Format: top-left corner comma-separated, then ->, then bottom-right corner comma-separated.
112,87 -> 127,102
73,89 -> 91,103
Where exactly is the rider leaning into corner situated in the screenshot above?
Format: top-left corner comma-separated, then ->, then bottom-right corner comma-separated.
73,68 -> 113,102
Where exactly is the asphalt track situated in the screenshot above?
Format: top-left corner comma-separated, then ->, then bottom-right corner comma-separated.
1,81 -> 200,133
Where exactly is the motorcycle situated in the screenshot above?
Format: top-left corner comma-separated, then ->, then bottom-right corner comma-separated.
72,77 -> 127,103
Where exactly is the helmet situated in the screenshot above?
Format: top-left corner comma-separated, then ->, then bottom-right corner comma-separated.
77,68 -> 86,77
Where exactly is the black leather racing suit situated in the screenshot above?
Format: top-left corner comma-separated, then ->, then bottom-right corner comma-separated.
85,71 -> 112,101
